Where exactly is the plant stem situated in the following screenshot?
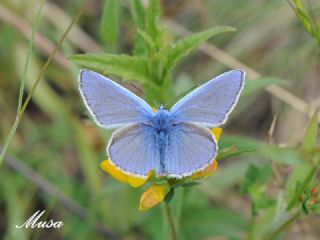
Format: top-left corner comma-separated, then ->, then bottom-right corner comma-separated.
0,2 -> 84,165
165,204 -> 177,240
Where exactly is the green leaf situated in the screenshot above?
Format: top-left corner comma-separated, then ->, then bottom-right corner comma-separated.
240,164 -> 272,194
219,135 -> 262,152
130,0 -> 147,56
242,77 -> 286,97
262,145 -> 301,165
165,26 -> 236,72
130,0 -> 146,29
240,164 -> 274,215
220,135 -> 301,165
99,0 -> 121,51
217,145 -> 255,161
146,0 -> 161,45
69,53 -> 149,83
302,111 -> 319,151
137,29 -> 154,48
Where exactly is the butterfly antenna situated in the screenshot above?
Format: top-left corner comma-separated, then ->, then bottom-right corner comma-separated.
128,82 -> 159,109
128,82 -> 144,95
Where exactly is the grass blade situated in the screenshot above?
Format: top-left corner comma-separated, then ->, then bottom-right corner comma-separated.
0,3 -> 84,166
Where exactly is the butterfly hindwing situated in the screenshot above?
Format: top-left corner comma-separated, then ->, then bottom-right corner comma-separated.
107,123 -> 161,178
164,122 -> 217,177
170,70 -> 245,127
107,122 -> 217,178
79,70 -> 154,129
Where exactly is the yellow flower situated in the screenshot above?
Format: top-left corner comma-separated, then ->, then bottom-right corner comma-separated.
100,160 -> 150,187
139,184 -> 170,211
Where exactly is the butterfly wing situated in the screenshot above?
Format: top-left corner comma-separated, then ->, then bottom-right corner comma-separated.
164,122 -> 217,178
107,123 -> 161,178
107,122 -> 217,178
79,69 -> 154,128
170,70 -> 245,127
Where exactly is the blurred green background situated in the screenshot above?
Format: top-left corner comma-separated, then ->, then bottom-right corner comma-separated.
0,0 -> 320,239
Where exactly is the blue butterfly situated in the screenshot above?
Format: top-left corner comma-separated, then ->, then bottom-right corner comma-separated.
78,69 -> 245,178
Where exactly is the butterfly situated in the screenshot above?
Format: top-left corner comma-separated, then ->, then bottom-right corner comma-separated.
78,69 -> 245,178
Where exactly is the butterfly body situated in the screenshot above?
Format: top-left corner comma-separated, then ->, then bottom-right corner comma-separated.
151,107 -> 177,174
78,69 -> 245,178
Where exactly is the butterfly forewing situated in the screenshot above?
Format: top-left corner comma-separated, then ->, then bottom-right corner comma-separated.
79,70 -> 154,129
170,70 -> 245,127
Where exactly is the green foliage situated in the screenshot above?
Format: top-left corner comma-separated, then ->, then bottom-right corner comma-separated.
217,145 -> 255,161
69,54 -> 149,83
165,26 -> 236,72
99,0 -> 121,51
289,0 -> 320,47
130,0 -> 147,56
146,0 -> 162,49
302,111 -> 319,151
241,164 -> 274,215
1,0 -> 320,239
70,1 -> 235,105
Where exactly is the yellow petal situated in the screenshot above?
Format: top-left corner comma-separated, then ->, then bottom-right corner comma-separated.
192,160 -> 218,179
211,128 -> 222,141
100,160 -> 128,184
128,176 -> 147,188
128,169 -> 155,187
139,184 -> 169,211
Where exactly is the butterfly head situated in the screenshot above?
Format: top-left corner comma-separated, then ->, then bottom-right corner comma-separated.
158,104 -> 167,111
152,106 -> 171,131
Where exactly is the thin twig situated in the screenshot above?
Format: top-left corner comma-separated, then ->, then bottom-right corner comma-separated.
2,147 -> 120,239
165,204 -> 178,240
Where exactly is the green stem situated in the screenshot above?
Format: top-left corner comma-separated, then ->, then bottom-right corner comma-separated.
165,204 -> 177,240
17,0 -> 45,113
0,2 -> 84,165
247,215 -> 257,240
